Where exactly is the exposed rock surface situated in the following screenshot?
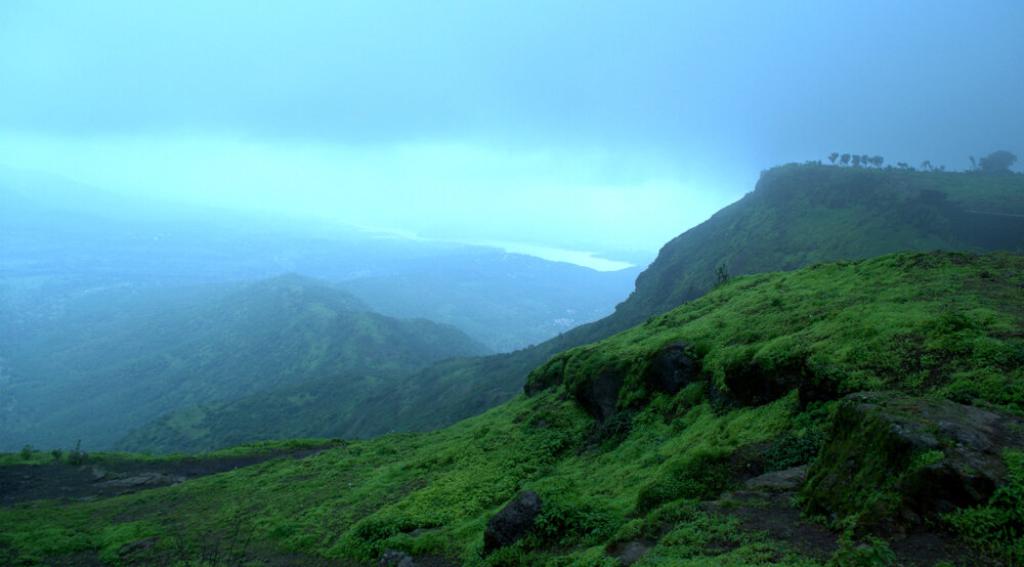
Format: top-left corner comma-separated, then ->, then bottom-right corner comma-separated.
743,465 -> 807,493
574,369 -> 625,422
643,342 -> 700,395
483,490 -> 542,553
803,392 -> 1024,530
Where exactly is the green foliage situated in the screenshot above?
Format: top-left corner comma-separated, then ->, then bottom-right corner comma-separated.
529,252 -> 1024,416
19,445 -> 32,460
945,450 -> 1024,563
635,449 -> 733,513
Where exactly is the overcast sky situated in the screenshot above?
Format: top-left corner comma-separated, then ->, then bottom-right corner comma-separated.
1,0 -> 1021,262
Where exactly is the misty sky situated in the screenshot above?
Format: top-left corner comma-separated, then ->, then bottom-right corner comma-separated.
1,0 -> 1022,263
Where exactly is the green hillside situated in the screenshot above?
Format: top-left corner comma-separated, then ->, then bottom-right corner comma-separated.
2,275 -> 487,451
333,165 -> 1024,439
3,251 -> 1021,566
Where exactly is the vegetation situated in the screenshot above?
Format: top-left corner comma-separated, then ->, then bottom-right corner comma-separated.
2,274 -> 486,452
1,251 -> 1021,565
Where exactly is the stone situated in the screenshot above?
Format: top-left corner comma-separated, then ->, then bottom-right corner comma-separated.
643,342 -> 699,395
483,491 -> 542,553
803,392 -> 1024,531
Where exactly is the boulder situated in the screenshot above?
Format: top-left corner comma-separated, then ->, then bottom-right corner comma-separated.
744,465 -> 807,493
643,342 -> 700,395
483,491 -> 542,553
574,369 -> 624,422
803,392 -> 1024,531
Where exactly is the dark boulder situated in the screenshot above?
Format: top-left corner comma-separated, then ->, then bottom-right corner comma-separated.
574,369 -> 625,422
722,358 -> 806,407
643,342 -> 700,395
803,392 -> 1024,531
483,490 -> 542,553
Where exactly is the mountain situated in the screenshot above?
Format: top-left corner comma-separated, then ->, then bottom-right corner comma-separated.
4,251 -> 1021,565
0,167 -> 640,353
0,275 -> 487,451
339,164 -> 1024,439
339,256 -> 641,352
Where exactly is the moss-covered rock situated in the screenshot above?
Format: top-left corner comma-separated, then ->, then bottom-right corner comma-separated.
803,392 -> 1024,532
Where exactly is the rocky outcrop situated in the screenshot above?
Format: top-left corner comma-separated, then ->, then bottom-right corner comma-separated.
574,369 -> 625,422
803,392 -> 1024,531
483,491 -> 542,553
643,342 -> 700,395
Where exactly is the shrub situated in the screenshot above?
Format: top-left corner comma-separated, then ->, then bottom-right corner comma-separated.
20,445 -> 33,460
635,449 -> 733,513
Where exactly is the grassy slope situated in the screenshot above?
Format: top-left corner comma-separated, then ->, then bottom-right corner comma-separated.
4,275 -> 487,452
338,166 -> 1024,439
3,251 -> 1021,566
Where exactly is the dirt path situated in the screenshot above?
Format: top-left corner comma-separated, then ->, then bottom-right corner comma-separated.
0,444 -> 336,506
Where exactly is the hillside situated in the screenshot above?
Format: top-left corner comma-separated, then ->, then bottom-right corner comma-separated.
1,275 -> 487,451
345,165 -> 1024,439
2,251 -> 1021,565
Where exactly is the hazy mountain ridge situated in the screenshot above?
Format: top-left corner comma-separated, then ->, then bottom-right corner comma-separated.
0,274 -> 487,451
0,169 -> 639,353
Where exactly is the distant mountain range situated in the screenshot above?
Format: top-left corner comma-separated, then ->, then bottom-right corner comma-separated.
1,274 -> 487,450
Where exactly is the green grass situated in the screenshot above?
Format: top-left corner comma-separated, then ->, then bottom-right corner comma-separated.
2,251 -> 1021,565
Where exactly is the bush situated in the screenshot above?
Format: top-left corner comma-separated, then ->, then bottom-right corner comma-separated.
635,449 -> 733,513
20,445 -> 33,460
50,448 -> 63,461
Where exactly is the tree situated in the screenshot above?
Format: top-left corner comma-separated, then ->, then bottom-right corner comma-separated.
852,155 -> 862,167
861,154 -> 870,166
921,160 -> 933,171
969,156 -> 978,171
840,153 -> 851,165
978,150 -> 1018,173
828,152 -> 839,164
896,162 -> 910,170
870,156 -> 884,168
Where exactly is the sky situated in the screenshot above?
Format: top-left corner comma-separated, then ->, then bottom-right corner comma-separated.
1,0 -> 1022,264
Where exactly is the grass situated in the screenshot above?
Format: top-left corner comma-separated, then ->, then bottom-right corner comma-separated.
2,250 -> 1022,565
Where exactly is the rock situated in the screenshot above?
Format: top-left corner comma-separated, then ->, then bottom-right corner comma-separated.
483,490 -> 542,553
723,358 -> 806,407
574,369 -> 624,422
744,465 -> 807,493
803,392 -> 1024,531
379,549 -> 416,567
643,342 -> 699,395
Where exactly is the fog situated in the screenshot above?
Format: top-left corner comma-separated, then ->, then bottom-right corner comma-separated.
2,0 -> 1020,261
